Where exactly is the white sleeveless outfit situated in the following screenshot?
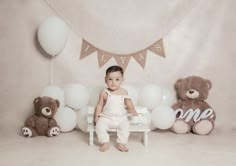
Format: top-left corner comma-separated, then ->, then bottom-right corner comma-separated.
95,89 -> 130,144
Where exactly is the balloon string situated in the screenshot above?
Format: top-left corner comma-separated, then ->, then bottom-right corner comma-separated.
50,57 -> 54,85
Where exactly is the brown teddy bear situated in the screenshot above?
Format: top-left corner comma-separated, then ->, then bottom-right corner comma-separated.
171,76 -> 216,135
21,96 -> 60,137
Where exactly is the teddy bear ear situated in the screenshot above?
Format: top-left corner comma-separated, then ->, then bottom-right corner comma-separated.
55,99 -> 60,108
33,97 -> 41,104
205,79 -> 212,90
175,79 -> 183,89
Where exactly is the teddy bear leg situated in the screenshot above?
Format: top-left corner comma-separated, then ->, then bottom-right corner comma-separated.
21,126 -> 38,137
171,119 -> 191,134
192,119 -> 214,135
47,126 -> 60,137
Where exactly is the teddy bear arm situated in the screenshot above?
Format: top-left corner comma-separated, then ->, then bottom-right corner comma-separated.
199,101 -> 216,121
200,102 -> 216,120
48,119 -> 58,127
24,115 -> 36,127
200,101 -> 211,109
212,111 -> 216,120
172,100 -> 183,110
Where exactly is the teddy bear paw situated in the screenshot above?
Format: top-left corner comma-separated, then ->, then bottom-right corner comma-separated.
21,127 -> 33,137
171,120 -> 190,134
48,127 -> 60,137
193,120 -> 213,135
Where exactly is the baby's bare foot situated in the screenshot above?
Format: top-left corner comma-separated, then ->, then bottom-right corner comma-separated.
117,143 -> 128,152
99,142 -> 109,152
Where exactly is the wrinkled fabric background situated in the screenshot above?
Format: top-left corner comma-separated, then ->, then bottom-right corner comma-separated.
0,0 -> 235,136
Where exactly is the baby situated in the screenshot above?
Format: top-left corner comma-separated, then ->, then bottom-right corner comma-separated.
94,65 -> 137,152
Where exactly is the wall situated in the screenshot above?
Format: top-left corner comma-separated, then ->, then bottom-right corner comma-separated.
0,0 -> 235,136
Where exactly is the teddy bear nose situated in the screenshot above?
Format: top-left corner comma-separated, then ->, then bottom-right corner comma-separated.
46,108 -> 50,112
189,90 -> 194,94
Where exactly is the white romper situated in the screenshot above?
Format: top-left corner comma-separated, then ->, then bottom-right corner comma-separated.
95,89 -> 130,144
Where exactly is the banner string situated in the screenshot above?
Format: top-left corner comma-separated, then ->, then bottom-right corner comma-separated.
41,0 -> 79,41
41,0 -> 201,52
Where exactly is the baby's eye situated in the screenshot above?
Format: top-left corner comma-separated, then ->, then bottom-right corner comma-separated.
109,78 -> 112,81
116,79 -> 119,81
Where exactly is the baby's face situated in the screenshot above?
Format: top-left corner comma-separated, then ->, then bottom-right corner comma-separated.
105,71 -> 124,91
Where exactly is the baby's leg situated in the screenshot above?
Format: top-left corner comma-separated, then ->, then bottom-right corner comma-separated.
95,117 -> 110,152
116,119 -> 130,152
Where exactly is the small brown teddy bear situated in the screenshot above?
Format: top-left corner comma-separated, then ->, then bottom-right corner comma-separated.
21,96 -> 60,137
171,76 -> 216,135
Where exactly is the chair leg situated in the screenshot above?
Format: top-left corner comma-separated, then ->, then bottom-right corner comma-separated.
143,131 -> 148,146
89,131 -> 94,146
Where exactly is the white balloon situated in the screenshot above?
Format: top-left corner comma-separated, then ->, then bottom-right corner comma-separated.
37,16 -> 68,56
145,109 -> 157,130
55,107 -> 77,132
161,88 -> 175,106
88,86 -> 105,107
77,106 -> 90,133
151,105 -> 176,130
149,121 -> 157,131
121,84 -> 139,105
64,84 -> 90,109
40,85 -> 64,107
138,84 -> 162,109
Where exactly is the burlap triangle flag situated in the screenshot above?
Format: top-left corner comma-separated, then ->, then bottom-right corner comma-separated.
80,39 -> 97,59
148,39 -> 165,57
132,50 -> 147,69
114,55 -> 131,71
97,49 -> 113,68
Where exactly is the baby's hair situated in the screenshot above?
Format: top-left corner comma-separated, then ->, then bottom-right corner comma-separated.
106,65 -> 124,76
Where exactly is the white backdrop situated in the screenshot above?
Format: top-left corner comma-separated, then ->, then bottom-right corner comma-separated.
0,0 -> 235,136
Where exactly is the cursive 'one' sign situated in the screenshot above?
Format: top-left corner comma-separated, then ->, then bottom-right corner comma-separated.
174,108 -> 214,122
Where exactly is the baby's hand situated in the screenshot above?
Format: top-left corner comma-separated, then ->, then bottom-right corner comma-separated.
94,115 -> 99,125
131,111 -> 138,116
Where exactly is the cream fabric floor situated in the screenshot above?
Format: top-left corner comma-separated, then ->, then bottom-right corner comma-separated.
0,127 -> 235,166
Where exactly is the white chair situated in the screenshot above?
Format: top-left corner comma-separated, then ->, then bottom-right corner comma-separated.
87,107 -> 151,146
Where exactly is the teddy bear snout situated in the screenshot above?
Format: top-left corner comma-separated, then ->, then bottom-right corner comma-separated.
186,89 -> 199,99
42,107 -> 52,116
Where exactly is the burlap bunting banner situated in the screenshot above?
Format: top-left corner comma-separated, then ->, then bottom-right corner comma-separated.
80,39 -> 165,70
